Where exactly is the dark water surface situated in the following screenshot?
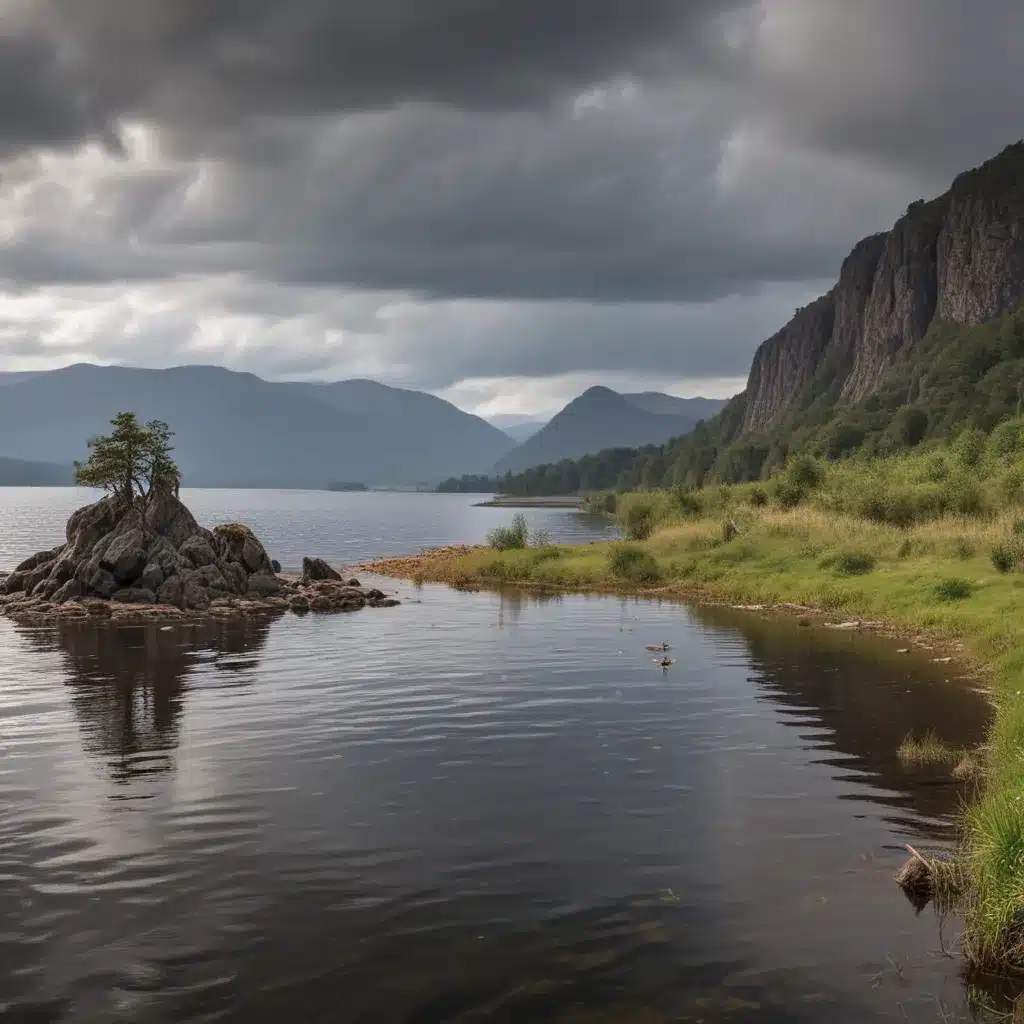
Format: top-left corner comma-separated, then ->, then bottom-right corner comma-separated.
0,579 -> 990,1023
0,488 -> 616,573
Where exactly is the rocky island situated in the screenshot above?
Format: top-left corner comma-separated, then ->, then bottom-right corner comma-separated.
0,488 -> 399,625
0,412 -> 399,625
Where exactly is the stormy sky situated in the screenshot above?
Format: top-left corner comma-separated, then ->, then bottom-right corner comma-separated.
0,2 -> 1021,417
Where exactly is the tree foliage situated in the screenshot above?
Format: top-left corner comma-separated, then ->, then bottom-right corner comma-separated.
75,412 -> 181,504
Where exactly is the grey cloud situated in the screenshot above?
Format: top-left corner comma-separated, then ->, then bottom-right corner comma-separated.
0,0 -> 1022,391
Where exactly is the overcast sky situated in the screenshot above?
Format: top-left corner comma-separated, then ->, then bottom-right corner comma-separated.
0,1 -> 1021,417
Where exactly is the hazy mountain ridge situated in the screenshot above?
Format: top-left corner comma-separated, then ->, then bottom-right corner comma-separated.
0,456 -> 75,486
0,364 -> 512,488
494,387 -> 725,475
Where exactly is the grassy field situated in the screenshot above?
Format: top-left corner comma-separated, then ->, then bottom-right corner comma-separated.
366,437 -> 1024,975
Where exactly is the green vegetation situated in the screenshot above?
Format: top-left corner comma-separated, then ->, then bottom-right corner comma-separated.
486,513 -> 530,550
374,438 -> 1024,972
483,306 -> 1024,498
897,730 -> 967,766
75,412 -> 180,504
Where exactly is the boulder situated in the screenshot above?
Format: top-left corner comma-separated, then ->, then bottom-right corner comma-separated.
145,491 -> 201,547
66,495 -> 123,551
82,598 -> 113,617
271,559 -> 282,574
111,587 -> 157,605
139,562 -> 164,592
347,578 -> 361,587
52,579 -> 83,604
22,560 -> 58,594
289,594 -> 310,613
182,580 -> 210,611
100,528 -> 148,583
146,535 -> 181,577
213,524 -> 274,574
246,571 -> 282,597
14,546 -> 64,574
302,557 -> 342,583
87,568 -> 119,599
156,576 -> 184,608
2,569 -> 29,595
188,563 -> 228,591
220,560 -> 249,594
179,535 -> 217,568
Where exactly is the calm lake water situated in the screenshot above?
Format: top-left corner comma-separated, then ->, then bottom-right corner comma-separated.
0,491 -> 995,1021
0,488 -> 617,573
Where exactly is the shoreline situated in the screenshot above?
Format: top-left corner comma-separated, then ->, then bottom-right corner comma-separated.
360,520 -> 1024,976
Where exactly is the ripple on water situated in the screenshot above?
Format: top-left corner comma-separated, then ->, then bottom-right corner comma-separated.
0,582 -> 993,1022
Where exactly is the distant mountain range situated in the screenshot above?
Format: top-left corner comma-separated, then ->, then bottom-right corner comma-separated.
487,414 -> 547,444
0,365 -> 725,487
0,456 -> 75,486
494,387 -> 726,475
0,364 -> 512,489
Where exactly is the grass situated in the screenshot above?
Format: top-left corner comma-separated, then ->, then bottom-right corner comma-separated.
364,444 -> 1024,974
898,730 -> 968,766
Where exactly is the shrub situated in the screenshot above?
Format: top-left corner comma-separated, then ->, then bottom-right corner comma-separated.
619,499 -> 658,540
607,544 -> 662,584
672,488 -> 703,518
954,426 -> 987,468
943,475 -> 986,517
748,486 -> 768,507
922,454 -> 950,483
1001,469 -> 1024,504
1013,518 -> 1024,537
774,478 -> 807,509
991,544 -> 1017,574
529,528 -> 554,548
821,551 -> 876,576
487,513 -> 529,550
954,537 -> 976,560
934,577 -> 974,601
988,417 -> 1024,461
786,455 -> 826,491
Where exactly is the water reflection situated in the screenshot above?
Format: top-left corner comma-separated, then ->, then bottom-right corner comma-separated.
14,619 -> 272,785
0,591 -> 995,1022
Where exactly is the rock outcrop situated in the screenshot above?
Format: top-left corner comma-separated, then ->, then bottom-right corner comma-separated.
0,493 -> 400,624
741,140 -> 1024,432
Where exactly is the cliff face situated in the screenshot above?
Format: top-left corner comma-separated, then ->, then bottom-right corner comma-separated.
743,293 -> 835,433
741,141 -> 1024,433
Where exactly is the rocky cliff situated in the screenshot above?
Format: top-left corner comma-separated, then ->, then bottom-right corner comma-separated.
741,141 -> 1024,432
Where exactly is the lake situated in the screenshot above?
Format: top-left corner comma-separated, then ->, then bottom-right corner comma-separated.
0,488 -> 618,574
0,490 -> 995,1021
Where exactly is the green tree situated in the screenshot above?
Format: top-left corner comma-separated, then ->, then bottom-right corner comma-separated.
75,412 -> 181,505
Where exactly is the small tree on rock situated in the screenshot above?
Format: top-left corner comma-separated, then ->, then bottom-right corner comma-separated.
75,412 -> 181,506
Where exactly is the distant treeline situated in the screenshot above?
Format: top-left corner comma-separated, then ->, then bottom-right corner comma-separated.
327,481 -> 369,492
443,306 -> 1024,497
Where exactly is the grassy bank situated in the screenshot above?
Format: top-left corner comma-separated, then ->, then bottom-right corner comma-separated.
366,440 -> 1024,974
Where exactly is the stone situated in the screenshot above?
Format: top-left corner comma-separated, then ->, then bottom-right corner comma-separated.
212,524 -> 273,574
82,599 -> 113,617
189,563 -> 228,591
246,571 -> 282,597
2,569 -> 29,595
271,559 -> 281,574
179,535 -> 217,568
13,546 -> 64,574
145,491 -> 202,547
373,598 -> 401,608
289,594 -> 310,613
52,579 -> 83,604
302,557 -> 342,583
182,580 -> 210,611
87,568 -> 119,599
220,560 -> 249,594
347,578 -> 361,587
111,587 -> 157,604
22,560 -> 57,594
100,528 -> 148,583
156,576 -> 184,608
139,561 -> 164,592
309,594 -> 335,612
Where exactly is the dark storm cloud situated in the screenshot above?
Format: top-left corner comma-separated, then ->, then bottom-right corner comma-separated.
5,0 -> 740,149
0,0 -> 1022,391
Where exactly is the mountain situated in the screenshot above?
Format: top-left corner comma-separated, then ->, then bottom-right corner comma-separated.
494,386 -> 717,475
0,365 -> 512,488
623,393 -> 726,419
0,457 -> 75,486
488,140 -> 1024,495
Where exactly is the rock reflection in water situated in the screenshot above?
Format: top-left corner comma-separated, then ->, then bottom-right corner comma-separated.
14,619 -> 272,785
